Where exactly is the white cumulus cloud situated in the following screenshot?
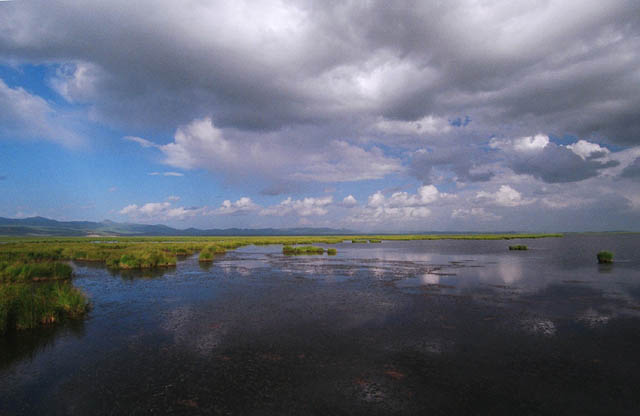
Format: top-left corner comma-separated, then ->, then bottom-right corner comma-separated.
215,197 -> 259,215
130,117 -> 401,185
119,201 -> 203,221
477,185 -> 533,207
260,196 -> 333,217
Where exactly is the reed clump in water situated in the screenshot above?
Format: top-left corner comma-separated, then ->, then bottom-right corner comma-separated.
597,251 -> 613,264
283,245 -> 325,255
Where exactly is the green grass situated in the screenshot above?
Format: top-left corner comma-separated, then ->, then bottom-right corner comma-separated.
327,248 -> 337,255
597,251 -> 614,264
369,239 -> 382,243
0,262 -> 73,283
351,239 -> 368,243
509,245 -> 528,251
0,282 -> 89,334
283,245 -> 325,255
199,244 -> 226,262
108,250 -> 177,269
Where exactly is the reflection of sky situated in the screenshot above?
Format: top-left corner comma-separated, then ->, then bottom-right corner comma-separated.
229,238 -> 640,324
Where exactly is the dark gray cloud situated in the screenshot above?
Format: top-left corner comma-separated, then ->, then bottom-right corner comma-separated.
2,0 -> 640,230
0,0 -> 639,145
621,157 -> 640,179
509,143 -> 618,183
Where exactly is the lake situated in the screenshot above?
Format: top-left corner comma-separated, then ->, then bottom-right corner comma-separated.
2,234 -> 640,414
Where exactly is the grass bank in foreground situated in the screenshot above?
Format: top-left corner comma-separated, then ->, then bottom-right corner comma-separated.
0,282 -> 89,334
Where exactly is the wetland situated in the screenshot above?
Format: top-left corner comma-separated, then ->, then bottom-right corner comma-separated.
1,233 -> 639,415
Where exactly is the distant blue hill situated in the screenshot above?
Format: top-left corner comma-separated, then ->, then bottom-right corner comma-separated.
0,216 -> 353,237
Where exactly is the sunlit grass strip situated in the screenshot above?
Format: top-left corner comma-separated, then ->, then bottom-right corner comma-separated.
597,251 -> 614,264
0,282 -> 89,334
0,233 -> 564,244
282,245 -> 325,255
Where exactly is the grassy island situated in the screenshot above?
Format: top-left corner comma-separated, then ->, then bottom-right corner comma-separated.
199,244 -> 227,262
597,251 -> 614,264
283,245 -> 325,255
327,248 -> 337,255
509,245 -> 528,251
107,251 -> 177,269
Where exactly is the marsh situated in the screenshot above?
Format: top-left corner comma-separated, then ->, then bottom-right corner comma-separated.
1,234 -> 639,415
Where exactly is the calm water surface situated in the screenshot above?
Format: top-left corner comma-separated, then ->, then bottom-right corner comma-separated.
1,234 -> 640,415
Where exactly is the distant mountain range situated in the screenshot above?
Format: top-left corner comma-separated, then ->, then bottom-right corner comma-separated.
0,216 -> 354,237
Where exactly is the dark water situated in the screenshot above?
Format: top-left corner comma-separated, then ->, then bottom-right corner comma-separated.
2,234 -> 640,415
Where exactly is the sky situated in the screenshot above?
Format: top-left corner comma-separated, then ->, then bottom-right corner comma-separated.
1,0 -> 639,232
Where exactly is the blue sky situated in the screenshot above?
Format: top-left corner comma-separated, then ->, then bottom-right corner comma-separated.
1,1 -> 640,232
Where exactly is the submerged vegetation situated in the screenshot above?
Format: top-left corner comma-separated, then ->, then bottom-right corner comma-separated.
597,251 -> 614,264
509,245 -> 528,251
283,245 -> 325,255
